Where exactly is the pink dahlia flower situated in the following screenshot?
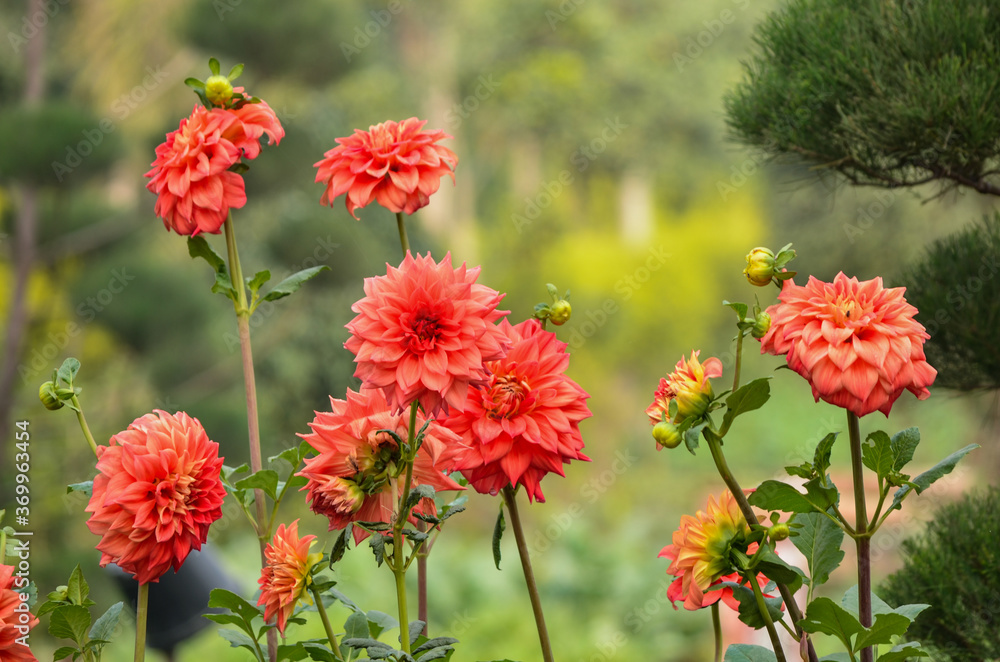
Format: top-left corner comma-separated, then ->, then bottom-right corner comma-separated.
224,91 -> 284,160
345,252 -> 510,416
442,319 -> 591,503
298,388 -> 466,544
257,520 -> 322,635
85,410 -> 226,584
314,118 -> 457,219
759,273 -> 937,417
0,565 -> 38,662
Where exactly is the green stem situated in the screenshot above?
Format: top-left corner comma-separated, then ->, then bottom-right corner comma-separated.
396,212 -> 410,257
502,485 -> 555,662
749,572 -> 787,662
732,329 -> 744,392
848,411 -> 873,662
312,586 -> 346,662
70,395 -> 99,457
390,402 -> 420,654
711,602 -> 723,662
133,583 -> 149,662
223,215 -> 276,662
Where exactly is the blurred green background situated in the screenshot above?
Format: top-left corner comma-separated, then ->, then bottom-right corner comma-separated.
0,0 -> 996,660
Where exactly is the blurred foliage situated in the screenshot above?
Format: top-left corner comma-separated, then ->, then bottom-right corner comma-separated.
882,486 -> 1000,662
900,213 -> 1000,391
725,0 -> 1000,197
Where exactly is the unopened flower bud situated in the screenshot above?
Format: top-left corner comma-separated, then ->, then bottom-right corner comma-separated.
652,421 -> 682,450
751,311 -> 772,339
549,300 -> 572,325
768,523 -> 791,541
744,247 -> 776,287
205,75 -> 234,106
39,381 -> 64,411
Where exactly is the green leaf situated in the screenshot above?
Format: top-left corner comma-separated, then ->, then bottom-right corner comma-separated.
89,601 -> 123,642
714,582 -> 783,630
683,421 -> 704,455
416,647 -> 454,661
208,588 -> 261,623
262,266 -> 330,302
854,612 -> 912,650
755,548 -> 805,590
228,63 -> 244,81
52,646 -> 79,661
248,270 -> 271,299
722,378 -> 771,430
723,644 -> 779,661
413,637 -> 458,654
344,607 -> 370,641
367,610 -> 398,639
750,479 -> 836,515
184,77 -> 205,90
234,469 -> 280,501
723,300 -> 749,319
889,428 -> 921,471
48,605 -> 92,644
889,444 -> 978,512
66,481 -> 93,496
492,504 -> 506,570
57,358 -> 81,385
812,433 -> 838,479
818,655 -> 852,662
187,235 -> 226,271
800,597 -> 864,651
861,431 -> 894,477
66,566 -> 90,606
217,628 -> 259,652
203,613 -> 246,627
840,585 -> 894,617
369,532 -> 386,567
406,484 -> 436,511
409,620 -> 427,645
330,526 -> 352,565
876,643 -> 929,662
791,512 -> 844,590
208,57 -> 221,75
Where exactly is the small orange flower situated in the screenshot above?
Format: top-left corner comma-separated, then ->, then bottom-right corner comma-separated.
646,351 -> 723,424
0,565 -> 38,662
257,520 -> 323,635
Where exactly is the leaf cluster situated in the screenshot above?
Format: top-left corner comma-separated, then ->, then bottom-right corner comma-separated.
36,566 -> 124,662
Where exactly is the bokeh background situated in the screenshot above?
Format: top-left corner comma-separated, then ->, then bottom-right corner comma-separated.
1,0 -> 997,660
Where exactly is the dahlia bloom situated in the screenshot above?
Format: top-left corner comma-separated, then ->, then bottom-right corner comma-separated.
298,389 -> 466,544
759,273 -> 937,417
442,319 -> 591,503
345,252 -> 510,415
0,565 -> 37,662
145,106 -> 246,235
85,410 -> 226,584
659,490 -> 771,611
314,118 -> 457,219
645,351 -> 723,425
224,91 -> 284,160
257,520 -> 323,635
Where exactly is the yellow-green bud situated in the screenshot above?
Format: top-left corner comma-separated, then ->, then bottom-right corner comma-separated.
549,300 -> 572,325
768,523 -> 791,541
39,381 -> 64,411
205,75 -> 234,106
744,247 -> 776,287
652,421 -> 682,450
751,311 -> 772,339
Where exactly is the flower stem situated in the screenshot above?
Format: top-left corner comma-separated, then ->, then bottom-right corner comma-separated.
133,582 -> 149,662
732,329 -> 744,392
312,586 -> 346,661
711,602 -> 723,662
391,402 -> 420,654
396,212 -> 410,257
847,411 -> 873,662
70,395 -> 98,457
501,485 -> 555,662
417,540 -> 428,636
223,215 -> 276,662
748,572 -> 787,662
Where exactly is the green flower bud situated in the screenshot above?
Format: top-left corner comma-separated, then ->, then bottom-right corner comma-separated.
549,299 -> 572,325
751,311 -> 772,339
652,421 -> 682,450
205,75 -> 234,106
744,247 -> 776,287
39,381 -> 64,411
768,523 -> 791,541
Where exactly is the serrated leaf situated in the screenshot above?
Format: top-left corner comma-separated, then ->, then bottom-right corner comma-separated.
367,610 -> 398,639
52,646 -> 79,661
723,300 -> 750,319
300,642 -> 337,662
876,642 -> 929,662
370,533 -> 386,567
800,597 -> 864,651
785,463 -> 814,479
344,608 -> 370,641
889,444 -> 978,513
330,526 -> 352,566
269,445 -> 301,470
722,378 -> 771,431
48,605 -> 91,644
234,469 -> 280,501
791,512 -> 845,589
841,585 -> 895,617
248,270 -> 271,298
723,644 -> 779,661
89,601 -> 123,642
409,620 -> 427,645
812,432 -> 838,478
750,480 -> 830,514
208,588 -> 261,622
492,504 -> 505,570
755,548 -> 805,590
262,266 -> 330,302
406,484 -> 436,511
416,647 -> 454,661
683,421 -> 705,455
862,431 -> 894,477
889,428 -> 920,471
854,612 -> 912,651
66,566 -> 89,606
57,358 -> 81,385
413,637 -> 459,654
66,481 -> 93,496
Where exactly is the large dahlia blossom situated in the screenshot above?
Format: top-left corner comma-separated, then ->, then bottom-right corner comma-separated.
85,410 -> 226,584
314,118 -> 457,219
257,520 -> 322,635
298,389 -> 466,544
659,490 -> 772,611
759,273 -> 937,417
345,252 -> 510,415
442,319 -> 591,503
225,90 -> 284,160
0,565 -> 38,662
645,351 -> 723,425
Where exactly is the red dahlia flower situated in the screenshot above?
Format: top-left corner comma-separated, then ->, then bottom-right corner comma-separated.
257,520 -> 322,635
759,273 -> 937,417
0,565 -> 38,662
298,389 -> 465,544
442,319 -> 591,503
85,410 -> 226,584
314,118 -> 457,219
345,252 -> 510,416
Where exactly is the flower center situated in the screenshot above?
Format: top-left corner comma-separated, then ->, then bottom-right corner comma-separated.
484,373 -> 530,419
404,308 -> 442,353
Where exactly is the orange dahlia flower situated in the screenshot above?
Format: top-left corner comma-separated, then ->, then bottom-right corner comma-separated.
442,319 -> 591,503
659,490 -> 771,611
0,565 -> 38,662
314,118 -> 457,219
257,520 -> 322,635
224,90 -> 284,160
645,351 -> 723,425
759,273 -> 937,417
298,388 -> 466,544
345,252 -> 511,416
85,410 -> 226,584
